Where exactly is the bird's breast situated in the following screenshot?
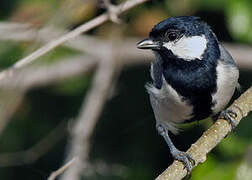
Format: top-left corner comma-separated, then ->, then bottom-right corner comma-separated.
146,78 -> 194,133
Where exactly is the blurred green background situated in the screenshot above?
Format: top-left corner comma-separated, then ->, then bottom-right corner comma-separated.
0,0 -> 251,180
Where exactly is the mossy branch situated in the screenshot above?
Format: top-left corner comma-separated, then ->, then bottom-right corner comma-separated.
156,86 -> 252,180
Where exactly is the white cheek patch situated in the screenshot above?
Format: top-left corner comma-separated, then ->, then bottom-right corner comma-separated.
163,35 -> 207,60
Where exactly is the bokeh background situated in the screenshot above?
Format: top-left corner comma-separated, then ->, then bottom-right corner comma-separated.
0,0 -> 251,180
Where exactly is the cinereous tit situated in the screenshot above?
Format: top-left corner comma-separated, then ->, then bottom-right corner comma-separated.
137,16 -> 239,172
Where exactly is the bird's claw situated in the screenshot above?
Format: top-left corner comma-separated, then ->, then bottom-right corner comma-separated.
171,149 -> 195,174
219,109 -> 237,130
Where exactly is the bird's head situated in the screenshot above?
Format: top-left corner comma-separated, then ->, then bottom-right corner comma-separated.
137,16 -> 220,62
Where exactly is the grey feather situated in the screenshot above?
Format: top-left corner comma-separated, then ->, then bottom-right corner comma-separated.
219,44 -> 241,91
219,44 -> 236,66
211,44 -> 239,114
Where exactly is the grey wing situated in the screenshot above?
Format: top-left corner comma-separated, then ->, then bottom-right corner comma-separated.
219,44 -> 240,89
211,44 -> 240,114
219,44 -> 237,66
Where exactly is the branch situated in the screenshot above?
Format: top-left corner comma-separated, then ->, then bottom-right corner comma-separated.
156,87 -> 252,180
0,121 -> 67,167
0,23 -> 108,56
60,57 -> 119,180
48,158 -> 76,180
0,0 -> 149,80
102,0 -> 122,24
0,91 -> 24,136
48,157 -> 129,180
0,55 -> 97,90
222,43 -> 252,70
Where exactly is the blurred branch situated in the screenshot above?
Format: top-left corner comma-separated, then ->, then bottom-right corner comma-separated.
0,22 -> 107,55
0,55 -> 97,90
60,55 -> 119,180
0,0 -> 149,80
223,43 -> 252,70
236,146 -> 252,180
0,91 -> 24,136
48,157 -> 129,180
156,87 -> 252,180
0,22 -> 152,63
48,157 -> 76,180
0,36 -> 151,90
102,0 -> 122,24
0,121 -> 67,167
0,54 -> 149,91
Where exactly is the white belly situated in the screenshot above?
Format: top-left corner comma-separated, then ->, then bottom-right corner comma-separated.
146,78 -> 193,134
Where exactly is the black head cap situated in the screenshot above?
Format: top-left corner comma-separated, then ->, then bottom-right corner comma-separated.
149,16 -> 210,39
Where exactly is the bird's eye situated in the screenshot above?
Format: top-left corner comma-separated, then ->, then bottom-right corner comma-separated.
167,32 -> 178,41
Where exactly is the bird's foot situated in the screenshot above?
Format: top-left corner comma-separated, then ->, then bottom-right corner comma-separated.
156,124 -> 195,173
219,109 -> 237,130
171,149 -> 195,174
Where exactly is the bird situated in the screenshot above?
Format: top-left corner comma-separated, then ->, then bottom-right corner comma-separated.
136,16 -> 239,173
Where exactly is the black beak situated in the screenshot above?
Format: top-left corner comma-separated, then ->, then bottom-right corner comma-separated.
137,38 -> 160,50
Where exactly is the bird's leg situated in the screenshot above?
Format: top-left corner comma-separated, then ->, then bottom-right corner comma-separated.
156,124 -> 195,173
219,109 -> 238,129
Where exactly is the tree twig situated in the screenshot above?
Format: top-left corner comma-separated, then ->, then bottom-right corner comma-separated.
60,55 -> 119,180
156,87 -> 252,180
0,91 -> 24,136
48,157 -> 129,179
48,157 -> 76,180
0,0 -> 149,80
0,121 -> 67,167
0,55 -> 97,90
102,0 -> 122,24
